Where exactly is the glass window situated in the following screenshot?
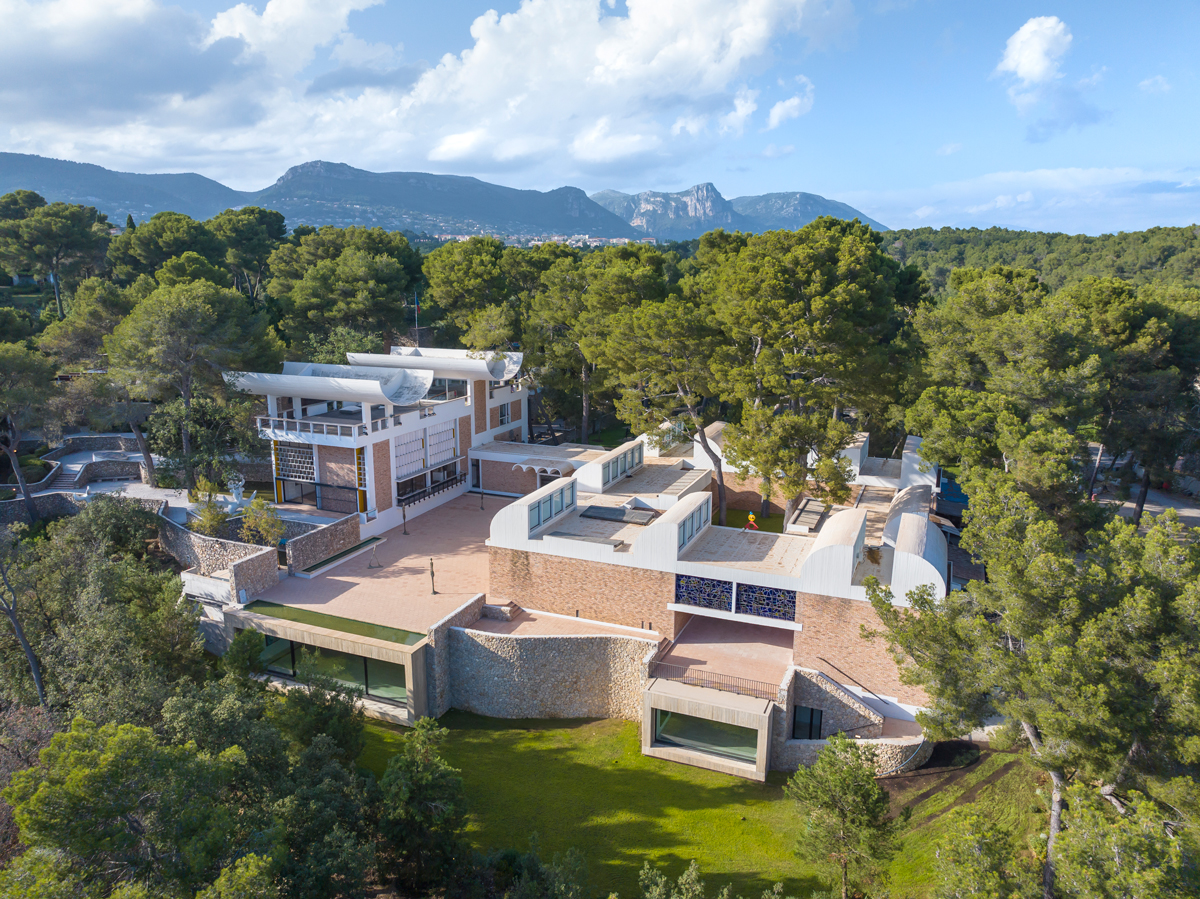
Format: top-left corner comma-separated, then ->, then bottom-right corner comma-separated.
793,706 -> 824,740
654,709 -> 758,763
499,403 -> 510,425
308,646 -> 366,692
366,657 -> 407,701
566,482 -> 575,507
637,444 -> 643,465
602,461 -> 610,484
541,496 -> 553,522
529,504 -> 541,529
678,523 -> 687,549
619,455 -> 627,475
260,635 -> 294,677
553,489 -> 564,515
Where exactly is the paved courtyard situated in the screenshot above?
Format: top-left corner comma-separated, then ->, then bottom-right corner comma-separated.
256,494 -> 509,636
658,616 -> 793,686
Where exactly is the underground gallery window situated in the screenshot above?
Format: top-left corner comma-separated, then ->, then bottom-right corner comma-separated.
653,709 -> 758,764
793,705 -> 824,740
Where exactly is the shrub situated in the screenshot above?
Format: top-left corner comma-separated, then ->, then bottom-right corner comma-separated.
190,501 -> 230,537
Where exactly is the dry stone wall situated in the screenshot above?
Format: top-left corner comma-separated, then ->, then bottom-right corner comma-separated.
792,668 -> 883,738
229,547 -> 281,603
284,514 -> 361,575
158,515 -> 271,576
0,493 -> 86,526
423,594 -> 487,717
446,628 -> 657,721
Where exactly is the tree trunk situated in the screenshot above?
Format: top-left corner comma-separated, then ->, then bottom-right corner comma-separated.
129,419 -> 156,487
51,271 -> 63,320
760,475 -> 772,520
2,443 -> 38,524
1132,464 -> 1152,526
181,386 -> 194,489
1087,442 -> 1104,498
0,565 -> 46,708
579,362 -> 590,446
692,415 -> 727,526
1043,768 -> 1066,899
841,858 -> 848,899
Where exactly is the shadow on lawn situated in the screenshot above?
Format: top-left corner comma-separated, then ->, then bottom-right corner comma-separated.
377,712 -> 825,898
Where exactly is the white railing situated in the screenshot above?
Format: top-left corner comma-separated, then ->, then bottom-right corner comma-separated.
257,417 -> 366,438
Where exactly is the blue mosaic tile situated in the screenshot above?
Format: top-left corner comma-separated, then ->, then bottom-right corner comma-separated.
736,583 -> 797,621
675,575 -> 733,612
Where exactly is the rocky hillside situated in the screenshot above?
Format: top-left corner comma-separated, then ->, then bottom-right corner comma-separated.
592,182 -> 886,237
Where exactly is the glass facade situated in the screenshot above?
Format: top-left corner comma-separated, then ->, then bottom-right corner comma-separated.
793,705 -> 824,740
653,709 -> 758,763
254,635 -> 408,704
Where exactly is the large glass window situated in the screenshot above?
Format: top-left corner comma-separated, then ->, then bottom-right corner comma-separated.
261,635 -> 294,676
793,706 -> 824,740
366,657 -> 407,701
653,709 -> 758,763
529,504 -> 541,529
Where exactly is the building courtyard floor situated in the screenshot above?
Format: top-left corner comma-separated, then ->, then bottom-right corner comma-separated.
255,494 -> 510,636
657,616 -> 793,687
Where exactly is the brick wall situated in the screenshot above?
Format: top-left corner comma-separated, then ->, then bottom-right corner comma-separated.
489,546 -> 677,638
447,628 -> 655,721
458,415 -> 471,457
481,459 -> 537,495
473,380 -> 486,435
372,440 -> 392,512
709,472 -> 787,514
511,400 -> 522,422
489,405 -> 500,429
317,445 -> 356,488
793,592 -> 928,706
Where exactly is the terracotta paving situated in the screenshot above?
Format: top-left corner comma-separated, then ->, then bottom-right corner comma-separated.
469,608 -> 661,639
256,494 -> 510,635
658,616 -> 793,687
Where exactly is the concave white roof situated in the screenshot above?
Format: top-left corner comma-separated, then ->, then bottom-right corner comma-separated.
347,347 -> 523,381
226,363 -> 433,406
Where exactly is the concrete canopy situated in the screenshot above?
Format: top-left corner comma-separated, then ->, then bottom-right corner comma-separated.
347,347 -> 523,381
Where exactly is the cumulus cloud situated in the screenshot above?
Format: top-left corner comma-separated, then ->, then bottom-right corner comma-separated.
766,75 -> 815,129
994,16 -> 1104,142
719,90 -> 760,135
995,16 -> 1071,85
1139,75 -> 1170,93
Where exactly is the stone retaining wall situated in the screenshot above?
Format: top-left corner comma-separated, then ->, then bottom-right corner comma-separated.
228,546 -> 281,604
791,668 -> 883,738
158,514 -> 270,577
284,514 -> 361,575
771,734 -> 932,775
424,594 -> 487,717
216,515 -> 317,546
0,492 -> 86,526
446,628 -> 657,721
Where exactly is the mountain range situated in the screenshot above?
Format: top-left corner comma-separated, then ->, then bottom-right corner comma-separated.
0,152 -> 886,239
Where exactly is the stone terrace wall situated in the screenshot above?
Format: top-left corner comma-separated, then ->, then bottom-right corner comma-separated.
0,492 -> 86,526
158,515 -> 270,577
229,547 -> 281,604
424,594 -> 487,717
793,668 -> 882,738
216,515 -> 317,545
42,435 -> 141,460
772,733 -> 931,775
284,514 -> 361,575
446,628 -> 658,721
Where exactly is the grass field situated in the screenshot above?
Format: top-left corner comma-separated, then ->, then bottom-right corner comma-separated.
712,508 -> 787,534
360,715 -> 1046,899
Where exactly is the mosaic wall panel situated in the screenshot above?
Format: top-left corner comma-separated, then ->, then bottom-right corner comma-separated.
736,583 -> 797,622
275,442 -> 315,481
675,575 -> 733,612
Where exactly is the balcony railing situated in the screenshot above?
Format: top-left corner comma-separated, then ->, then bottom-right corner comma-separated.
397,473 -> 467,508
648,661 -> 779,701
257,416 -> 366,438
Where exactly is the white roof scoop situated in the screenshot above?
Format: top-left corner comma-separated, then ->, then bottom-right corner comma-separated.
347,347 -> 523,381
226,364 -> 434,407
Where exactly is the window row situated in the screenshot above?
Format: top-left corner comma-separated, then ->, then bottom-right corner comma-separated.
259,635 -> 407,703
601,443 -> 643,486
677,496 -> 712,549
528,481 -> 576,531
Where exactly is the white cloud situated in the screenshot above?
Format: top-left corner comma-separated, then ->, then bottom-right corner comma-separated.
1139,74 -> 1170,93
719,89 -> 760,135
912,205 -> 936,219
762,143 -> 795,158
207,0 -> 381,74
936,142 -> 962,156
766,75 -> 815,129
995,16 -> 1072,85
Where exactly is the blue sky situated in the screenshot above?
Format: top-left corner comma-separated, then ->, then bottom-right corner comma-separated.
1,0 -> 1196,233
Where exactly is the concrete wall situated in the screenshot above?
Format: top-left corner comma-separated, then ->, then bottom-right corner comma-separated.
792,592 -> 928,707
284,514 -> 361,576
489,546 -> 678,638
446,627 -> 657,721
423,594 -> 488,717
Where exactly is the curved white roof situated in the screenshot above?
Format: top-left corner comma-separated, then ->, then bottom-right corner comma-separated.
227,365 -> 433,406
347,347 -> 523,381
810,508 -> 867,550
882,485 -> 931,548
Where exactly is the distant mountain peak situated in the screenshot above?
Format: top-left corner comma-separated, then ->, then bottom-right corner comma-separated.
276,160 -> 364,183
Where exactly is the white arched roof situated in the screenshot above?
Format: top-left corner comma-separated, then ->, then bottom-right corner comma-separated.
890,513 -> 949,601
882,485 -> 931,548
512,460 -> 576,475
227,365 -> 433,406
347,347 -> 523,381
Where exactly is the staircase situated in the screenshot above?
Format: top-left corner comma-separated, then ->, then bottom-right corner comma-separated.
48,467 -> 79,490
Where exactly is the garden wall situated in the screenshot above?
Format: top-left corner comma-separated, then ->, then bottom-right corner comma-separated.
446,628 -> 658,721
424,594 -> 487,717
284,514 -> 361,575
0,492 -> 86,526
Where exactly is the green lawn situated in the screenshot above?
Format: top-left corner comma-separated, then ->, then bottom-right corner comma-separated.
712,508 -> 787,534
592,425 -> 633,448
360,715 -> 1045,899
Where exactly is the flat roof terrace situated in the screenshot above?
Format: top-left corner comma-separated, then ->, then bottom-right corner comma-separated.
658,616 -> 792,686
680,526 -> 814,577
254,494 -> 508,636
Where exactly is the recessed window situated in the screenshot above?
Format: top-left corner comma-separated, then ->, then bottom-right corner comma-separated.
499,403 -> 511,426
654,709 -> 757,763
793,705 -> 824,740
